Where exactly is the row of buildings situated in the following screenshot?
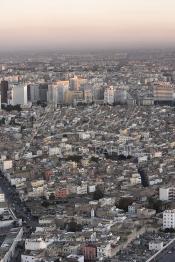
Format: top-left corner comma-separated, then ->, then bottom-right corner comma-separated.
0,102 -> 175,261
1,78 -> 175,108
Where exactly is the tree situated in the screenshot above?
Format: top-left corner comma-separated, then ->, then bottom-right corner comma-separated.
3,104 -> 22,112
37,100 -> 41,106
41,200 -> 50,208
30,116 -> 35,122
147,197 -> 163,213
90,156 -> 99,163
0,117 -> 5,125
5,105 -> 13,111
117,197 -> 134,212
66,155 -> 82,163
14,104 -> 22,112
93,187 -> 104,200
49,193 -> 55,201
164,228 -> 175,233
66,220 -> 83,232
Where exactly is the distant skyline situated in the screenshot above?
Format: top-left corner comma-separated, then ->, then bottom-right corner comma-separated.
0,0 -> 175,50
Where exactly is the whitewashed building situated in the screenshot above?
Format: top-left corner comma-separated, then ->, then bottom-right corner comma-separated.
163,210 -> 175,229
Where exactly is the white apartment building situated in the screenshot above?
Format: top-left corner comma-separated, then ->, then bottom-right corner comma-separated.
159,187 -> 175,201
25,238 -> 47,251
48,147 -> 61,156
97,239 -> 120,258
2,160 -> 13,171
79,132 -> 91,140
149,241 -> 163,251
130,173 -> 141,185
77,183 -> 88,195
104,86 -> 115,105
163,210 -> 175,229
11,84 -> 28,105
0,191 -> 5,202
128,203 -> 140,214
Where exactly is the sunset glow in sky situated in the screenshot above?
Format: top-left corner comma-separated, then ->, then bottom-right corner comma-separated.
0,0 -> 175,50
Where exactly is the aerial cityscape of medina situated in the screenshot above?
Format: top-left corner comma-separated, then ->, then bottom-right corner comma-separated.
0,0 -> 175,261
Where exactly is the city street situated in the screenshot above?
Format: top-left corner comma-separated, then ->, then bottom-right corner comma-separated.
0,171 -> 38,229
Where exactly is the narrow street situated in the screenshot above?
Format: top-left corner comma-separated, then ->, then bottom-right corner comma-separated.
0,171 -> 39,261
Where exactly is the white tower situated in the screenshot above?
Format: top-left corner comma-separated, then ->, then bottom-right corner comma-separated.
91,208 -> 95,218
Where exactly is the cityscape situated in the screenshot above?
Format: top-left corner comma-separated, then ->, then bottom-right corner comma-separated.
0,1 -> 175,262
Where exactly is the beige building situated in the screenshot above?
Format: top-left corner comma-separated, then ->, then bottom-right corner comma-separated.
153,82 -> 174,102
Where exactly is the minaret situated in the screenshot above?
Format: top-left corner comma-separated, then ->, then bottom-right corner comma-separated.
91,208 -> 95,218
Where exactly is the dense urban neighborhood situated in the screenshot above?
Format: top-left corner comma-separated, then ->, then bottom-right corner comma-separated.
0,50 -> 175,261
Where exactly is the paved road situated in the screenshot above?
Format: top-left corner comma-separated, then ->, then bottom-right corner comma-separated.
158,252 -> 175,262
0,171 -> 38,229
0,171 -> 39,261
152,242 -> 175,262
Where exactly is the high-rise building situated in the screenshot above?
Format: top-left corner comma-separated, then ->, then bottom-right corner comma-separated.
69,76 -> 79,91
163,210 -> 175,229
104,86 -> 115,105
138,167 -> 149,187
114,88 -> 127,104
153,82 -> 174,103
93,86 -> 105,101
47,81 -> 69,105
29,84 -> 40,103
27,85 -> 31,101
11,84 -> 28,105
0,80 -> 8,104
39,83 -> 48,102
79,78 -> 88,89
64,90 -> 83,105
84,90 -> 93,103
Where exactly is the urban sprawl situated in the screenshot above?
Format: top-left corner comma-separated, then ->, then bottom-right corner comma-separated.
0,50 -> 175,262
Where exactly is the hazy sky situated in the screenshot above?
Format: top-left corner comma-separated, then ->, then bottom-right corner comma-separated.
0,0 -> 175,50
